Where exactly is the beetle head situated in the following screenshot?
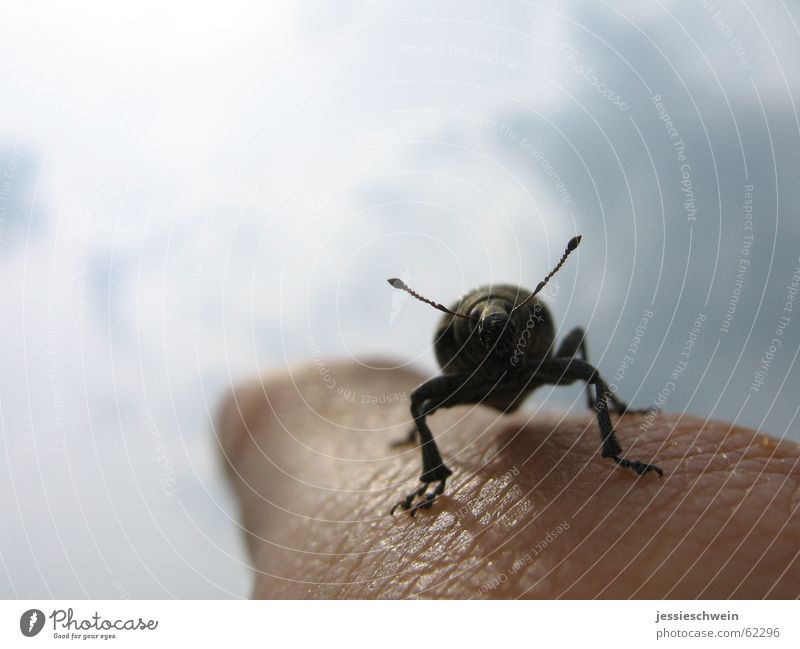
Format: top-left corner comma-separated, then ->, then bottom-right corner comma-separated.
385,234 -> 581,356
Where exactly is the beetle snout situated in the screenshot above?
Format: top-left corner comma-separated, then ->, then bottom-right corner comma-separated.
478,312 -> 512,350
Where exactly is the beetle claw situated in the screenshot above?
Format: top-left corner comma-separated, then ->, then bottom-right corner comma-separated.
612,456 -> 664,477
620,406 -> 661,417
389,479 -> 447,517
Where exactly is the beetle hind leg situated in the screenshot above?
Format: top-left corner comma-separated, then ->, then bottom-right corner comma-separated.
591,374 -> 663,477
555,327 -> 596,410
389,425 -> 418,448
556,327 -> 629,414
523,358 -> 664,477
607,392 -> 657,417
555,328 -> 657,417
594,385 -> 664,476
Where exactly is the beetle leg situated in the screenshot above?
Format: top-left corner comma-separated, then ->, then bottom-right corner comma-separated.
521,358 -> 663,477
389,478 -> 449,517
390,393 -> 461,447
389,483 -> 428,516
554,331 -> 655,417
555,328 -> 634,415
390,373 -> 481,515
555,327 -> 597,410
389,425 -> 418,448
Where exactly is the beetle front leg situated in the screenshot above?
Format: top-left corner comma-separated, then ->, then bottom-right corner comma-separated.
389,393 -> 456,448
390,374 -> 477,516
389,396 -> 442,447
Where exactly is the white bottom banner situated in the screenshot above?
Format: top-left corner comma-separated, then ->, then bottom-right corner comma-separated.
1,600 -> 796,648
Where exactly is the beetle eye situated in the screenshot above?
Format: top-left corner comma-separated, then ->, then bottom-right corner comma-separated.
469,307 -> 481,321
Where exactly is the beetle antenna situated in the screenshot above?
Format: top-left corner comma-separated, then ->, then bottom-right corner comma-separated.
386,278 -> 479,321
511,235 -> 582,313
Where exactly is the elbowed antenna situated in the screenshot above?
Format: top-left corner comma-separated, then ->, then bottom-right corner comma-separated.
510,235 -> 582,314
386,278 -> 479,321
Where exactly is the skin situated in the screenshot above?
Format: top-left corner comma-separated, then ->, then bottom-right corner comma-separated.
217,360 -> 800,599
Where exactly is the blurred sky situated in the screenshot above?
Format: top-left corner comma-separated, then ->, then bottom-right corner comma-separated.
1,1 -> 799,598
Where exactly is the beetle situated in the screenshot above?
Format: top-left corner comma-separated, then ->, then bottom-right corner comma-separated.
387,235 -> 662,515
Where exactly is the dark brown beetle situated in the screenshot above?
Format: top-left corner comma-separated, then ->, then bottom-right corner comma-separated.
387,235 -> 662,515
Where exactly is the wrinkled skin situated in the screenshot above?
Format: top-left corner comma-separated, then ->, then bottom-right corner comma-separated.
218,360 -> 800,599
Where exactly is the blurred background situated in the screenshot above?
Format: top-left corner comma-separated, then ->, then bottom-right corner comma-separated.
1,1 -> 799,598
